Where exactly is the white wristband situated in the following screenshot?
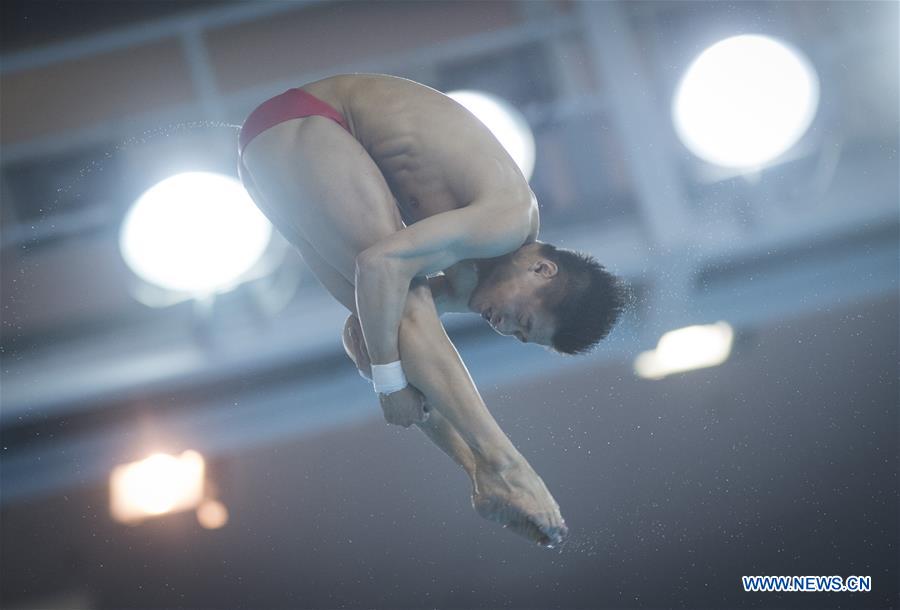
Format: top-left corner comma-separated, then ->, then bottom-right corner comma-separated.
371,361 -> 408,395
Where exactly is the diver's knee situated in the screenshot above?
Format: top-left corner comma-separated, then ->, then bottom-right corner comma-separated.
342,314 -> 361,362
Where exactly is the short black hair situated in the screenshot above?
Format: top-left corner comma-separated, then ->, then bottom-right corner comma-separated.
538,243 -> 630,355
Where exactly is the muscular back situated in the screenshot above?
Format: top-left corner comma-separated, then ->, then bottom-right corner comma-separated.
300,74 -> 538,235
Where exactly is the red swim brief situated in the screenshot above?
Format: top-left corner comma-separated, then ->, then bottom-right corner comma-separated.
238,88 -> 351,159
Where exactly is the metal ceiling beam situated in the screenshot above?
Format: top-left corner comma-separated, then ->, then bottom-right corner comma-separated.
577,0 -> 694,251
0,1 -> 322,75
0,12 -> 581,167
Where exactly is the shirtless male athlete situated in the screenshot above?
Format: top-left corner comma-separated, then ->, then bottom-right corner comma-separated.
237,74 -> 627,548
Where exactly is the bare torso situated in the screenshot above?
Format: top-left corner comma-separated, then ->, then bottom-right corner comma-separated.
298,73 -> 539,239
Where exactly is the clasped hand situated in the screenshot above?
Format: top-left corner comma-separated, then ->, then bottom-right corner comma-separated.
342,314 -> 429,427
378,385 -> 429,428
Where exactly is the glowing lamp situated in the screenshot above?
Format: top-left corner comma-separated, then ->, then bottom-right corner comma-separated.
672,35 -> 819,169
110,450 -> 206,524
634,321 -> 734,379
120,172 -> 271,295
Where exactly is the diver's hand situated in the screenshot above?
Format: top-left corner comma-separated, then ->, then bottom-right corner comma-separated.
379,385 -> 429,428
344,314 -> 426,426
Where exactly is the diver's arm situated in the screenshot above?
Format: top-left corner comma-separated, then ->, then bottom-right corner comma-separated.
354,253 -> 411,365
354,202 -> 527,366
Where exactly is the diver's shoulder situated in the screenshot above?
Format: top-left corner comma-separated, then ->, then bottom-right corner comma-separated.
467,186 -> 534,245
496,185 -> 539,245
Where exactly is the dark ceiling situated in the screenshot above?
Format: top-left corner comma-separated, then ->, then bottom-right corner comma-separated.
0,0 -> 234,53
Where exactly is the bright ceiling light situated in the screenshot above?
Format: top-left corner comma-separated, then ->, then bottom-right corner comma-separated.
109,450 -> 206,524
634,321 -> 734,380
447,90 -> 536,181
672,34 -> 819,169
120,172 -> 272,295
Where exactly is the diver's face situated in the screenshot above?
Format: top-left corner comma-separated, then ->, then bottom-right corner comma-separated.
468,249 -> 558,346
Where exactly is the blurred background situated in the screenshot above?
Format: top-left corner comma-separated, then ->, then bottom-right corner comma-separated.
1,1 -> 897,608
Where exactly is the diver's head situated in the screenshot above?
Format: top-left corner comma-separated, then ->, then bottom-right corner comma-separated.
468,241 -> 629,354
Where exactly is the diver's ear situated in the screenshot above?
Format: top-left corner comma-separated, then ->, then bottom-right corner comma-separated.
531,259 -> 558,279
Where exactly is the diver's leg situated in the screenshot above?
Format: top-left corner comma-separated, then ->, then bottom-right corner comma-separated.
396,279 -> 568,545
242,117 -> 566,545
416,409 -> 478,481
300,238 -> 479,482
337,259 -> 563,544
242,117 -> 527,469
342,313 -> 477,479
243,167 -> 477,482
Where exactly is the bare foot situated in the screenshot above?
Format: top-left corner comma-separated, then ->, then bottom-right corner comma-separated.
471,458 -> 568,548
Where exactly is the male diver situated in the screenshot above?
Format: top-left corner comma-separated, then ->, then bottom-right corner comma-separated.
238,74 -> 627,548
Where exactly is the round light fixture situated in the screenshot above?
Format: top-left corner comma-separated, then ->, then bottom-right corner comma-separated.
120,172 -> 272,295
672,34 -> 819,169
